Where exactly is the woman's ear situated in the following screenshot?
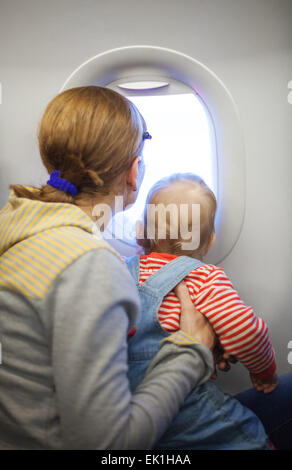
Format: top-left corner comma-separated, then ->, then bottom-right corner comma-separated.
127,157 -> 140,191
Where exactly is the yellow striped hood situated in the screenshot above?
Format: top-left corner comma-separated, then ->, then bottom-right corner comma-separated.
0,190 -> 118,298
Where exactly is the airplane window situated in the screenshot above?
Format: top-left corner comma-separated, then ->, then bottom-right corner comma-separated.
60,45 -> 245,262
103,90 -> 216,248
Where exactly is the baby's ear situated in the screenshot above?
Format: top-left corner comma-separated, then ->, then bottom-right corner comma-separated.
205,232 -> 216,255
136,220 -> 144,240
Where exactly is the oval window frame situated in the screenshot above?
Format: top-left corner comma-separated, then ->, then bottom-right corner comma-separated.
60,45 -> 245,264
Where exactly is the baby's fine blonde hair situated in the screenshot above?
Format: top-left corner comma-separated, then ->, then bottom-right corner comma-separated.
137,173 -> 217,260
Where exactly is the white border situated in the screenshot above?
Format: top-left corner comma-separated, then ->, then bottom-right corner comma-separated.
60,45 -> 245,264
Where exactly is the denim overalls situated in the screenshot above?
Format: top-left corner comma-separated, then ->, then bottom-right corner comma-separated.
126,254 -> 270,450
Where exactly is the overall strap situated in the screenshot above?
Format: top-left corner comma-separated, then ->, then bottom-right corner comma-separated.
125,255 -> 140,285
141,256 -> 205,298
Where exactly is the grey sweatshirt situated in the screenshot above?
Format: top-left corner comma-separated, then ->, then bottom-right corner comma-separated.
0,193 -> 214,450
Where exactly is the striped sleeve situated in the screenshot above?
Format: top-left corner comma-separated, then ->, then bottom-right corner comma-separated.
195,267 -> 276,379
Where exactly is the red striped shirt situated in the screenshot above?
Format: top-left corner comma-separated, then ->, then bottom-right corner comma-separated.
139,252 -> 276,379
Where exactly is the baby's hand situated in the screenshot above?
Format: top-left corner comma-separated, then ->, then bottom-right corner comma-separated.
250,372 -> 278,394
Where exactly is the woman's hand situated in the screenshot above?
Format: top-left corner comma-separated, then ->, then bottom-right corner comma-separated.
174,281 -> 216,351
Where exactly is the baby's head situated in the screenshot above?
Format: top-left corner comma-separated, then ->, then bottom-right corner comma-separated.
137,173 -> 217,260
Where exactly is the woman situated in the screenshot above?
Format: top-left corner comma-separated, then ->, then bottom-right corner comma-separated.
0,86 -> 215,449
0,86 -> 290,449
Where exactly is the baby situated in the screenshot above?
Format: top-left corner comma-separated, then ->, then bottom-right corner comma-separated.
126,173 -> 276,450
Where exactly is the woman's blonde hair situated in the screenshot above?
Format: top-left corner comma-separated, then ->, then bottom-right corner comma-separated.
11,86 -> 147,203
137,173 -> 217,259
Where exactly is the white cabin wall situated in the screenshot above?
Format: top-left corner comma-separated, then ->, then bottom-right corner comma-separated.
0,0 -> 291,393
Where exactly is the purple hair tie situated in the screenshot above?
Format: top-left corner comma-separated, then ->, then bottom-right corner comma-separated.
47,170 -> 78,196
143,131 -> 152,140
